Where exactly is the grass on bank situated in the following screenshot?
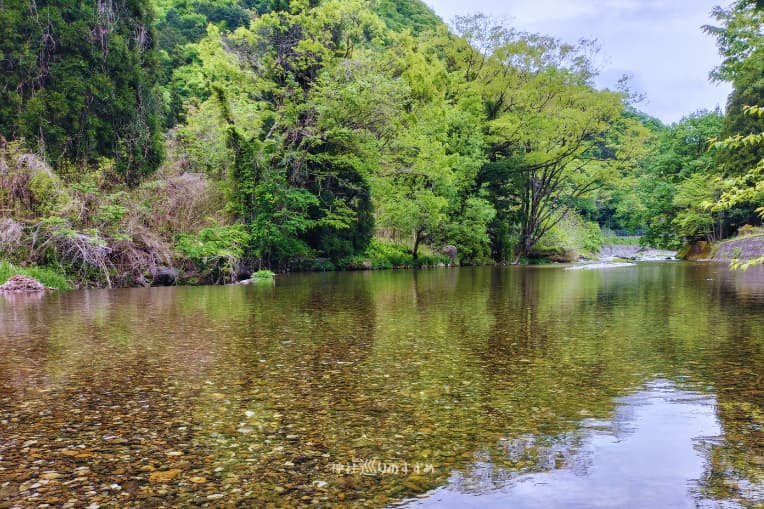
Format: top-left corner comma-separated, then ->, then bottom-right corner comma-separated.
0,261 -> 71,290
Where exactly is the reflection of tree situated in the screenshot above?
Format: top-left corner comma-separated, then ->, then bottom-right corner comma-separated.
445,432 -> 591,494
652,265 -> 764,508
1,264 -> 764,507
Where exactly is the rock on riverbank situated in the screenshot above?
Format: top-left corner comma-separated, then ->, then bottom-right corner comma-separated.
0,275 -> 51,293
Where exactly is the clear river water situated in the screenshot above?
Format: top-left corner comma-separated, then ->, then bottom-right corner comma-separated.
1,262 -> 763,508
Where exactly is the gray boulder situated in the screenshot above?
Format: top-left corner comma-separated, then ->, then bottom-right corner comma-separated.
153,266 -> 178,286
441,245 -> 458,264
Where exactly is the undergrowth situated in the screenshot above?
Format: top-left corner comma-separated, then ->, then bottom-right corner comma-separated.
0,260 -> 71,290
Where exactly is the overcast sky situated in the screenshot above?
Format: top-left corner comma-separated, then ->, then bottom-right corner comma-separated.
425,0 -> 733,124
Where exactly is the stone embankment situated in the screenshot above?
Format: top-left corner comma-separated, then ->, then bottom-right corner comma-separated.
711,235 -> 764,262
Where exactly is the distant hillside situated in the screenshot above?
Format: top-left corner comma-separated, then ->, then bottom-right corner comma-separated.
372,0 -> 444,34
153,0 -> 443,56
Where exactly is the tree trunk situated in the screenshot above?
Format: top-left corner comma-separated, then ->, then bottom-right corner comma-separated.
514,234 -> 535,262
412,230 -> 424,259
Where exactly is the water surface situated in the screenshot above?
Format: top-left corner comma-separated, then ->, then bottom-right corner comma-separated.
1,263 -> 763,508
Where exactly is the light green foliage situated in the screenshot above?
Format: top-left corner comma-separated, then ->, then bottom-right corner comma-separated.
453,15 -> 625,259
705,1 -> 764,180
248,177 -> 318,265
611,111 -> 726,248
176,224 -> 251,281
28,172 -> 64,216
372,0 -> 442,34
176,224 -> 250,261
713,106 -> 764,214
537,213 -> 603,258
359,239 -> 416,268
96,204 -> 130,229
713,105 -> 764,267
339,239 -> 450,270
372,32 -> 493,260
439,197 -> 497,262
252,269 -> 275,279
168,24 -> 260,133
673,173 -> 725,241
373,100 -> 455,258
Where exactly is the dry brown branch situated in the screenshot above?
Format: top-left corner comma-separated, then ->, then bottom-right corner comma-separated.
0,218 -> 23,252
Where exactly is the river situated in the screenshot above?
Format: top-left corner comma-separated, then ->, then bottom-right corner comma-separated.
1,262 -> 763,508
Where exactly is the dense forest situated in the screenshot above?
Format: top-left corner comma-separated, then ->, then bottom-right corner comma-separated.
0,0 -> 762,287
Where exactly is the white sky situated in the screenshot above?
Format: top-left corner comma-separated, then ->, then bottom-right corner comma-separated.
425,0 -> 733,124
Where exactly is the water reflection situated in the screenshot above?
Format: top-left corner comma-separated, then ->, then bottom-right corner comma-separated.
399,380 -> 723,509
0,264 -> 763,507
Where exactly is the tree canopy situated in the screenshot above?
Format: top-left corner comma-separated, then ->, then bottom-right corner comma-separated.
1,0 -> 763,282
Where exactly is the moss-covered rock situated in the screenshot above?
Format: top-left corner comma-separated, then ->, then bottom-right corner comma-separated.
678,241 -> 713,261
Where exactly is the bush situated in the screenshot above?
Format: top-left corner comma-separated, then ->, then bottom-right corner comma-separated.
176,224 -> 251,283
412,253 -> 450,268
28,171 -> 63,215
364,240 -> 414,268
336,240 -> 451,270
538,212 -> 603,258
253,269 -> 275,279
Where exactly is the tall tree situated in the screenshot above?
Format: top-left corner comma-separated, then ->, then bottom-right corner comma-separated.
452,16 -> 624,259
372,31 -> 493,261
705,0 -> 764,177
612,111 -> 727,247
194,0 -> 400,265
0,0 -> 164,184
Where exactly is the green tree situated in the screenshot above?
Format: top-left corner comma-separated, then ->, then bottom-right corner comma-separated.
372,32 -> 493,261
196,0 -> 400,265
702,0 -> 763,245
705,0 -> 764,178
371,0 -> 442,35
452,16 -> 624,259
612,111 -> 726,247
712,105 -> 764,268
0,0 -> 163,184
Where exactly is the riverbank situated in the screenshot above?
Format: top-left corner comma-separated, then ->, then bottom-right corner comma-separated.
5,236 -> 762,293
0,240 -> 452,291
680,234 -> 764,265
711,234 -> 764,263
